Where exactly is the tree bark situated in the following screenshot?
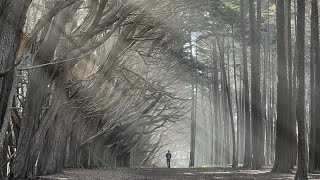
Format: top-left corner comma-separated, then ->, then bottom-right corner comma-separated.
189,34 -> 196,167
217,37 -> 236,168
249,0 -> 263,170
240,0 -> 252,169
313,1 -> 320,173
213,48 -> 221,165
0,1 -> 31,179
12,4 -> 76,178
232,26 -> 239,167
294,0 -> 307,179
286,0 -> 297,169
309,0 -> 319,173
272,0 -> 292,173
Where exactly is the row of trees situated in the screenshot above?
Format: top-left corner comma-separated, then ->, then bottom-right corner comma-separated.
185,0 -> 314,179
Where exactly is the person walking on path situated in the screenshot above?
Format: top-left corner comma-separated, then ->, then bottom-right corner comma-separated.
166,151 -> 172,168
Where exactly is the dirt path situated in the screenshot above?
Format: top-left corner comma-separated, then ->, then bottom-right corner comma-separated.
39,167 -> 320,180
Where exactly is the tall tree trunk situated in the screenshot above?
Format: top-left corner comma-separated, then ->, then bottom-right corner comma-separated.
222,81 -> 226,165
240,0 -> 252,169
256,0 -> 264,168
0,1 -> 31,179
239,67 -> 245,164
262,36 -> 267,166
217,38 -> 236,167
249,0 -> 263,170
233,26 -> 239,167
294,0 -> 307,179
272,0 -> 291,173
225,42 -> 231,165
189,34 -> 196,167
309,0 -> 319,173
209,56 -> 214,166
292,0 -> 298,169
286,0 -> 297,169
213,51 -> 220,165
265,0 -> 272,166
310,0 -> 320,172
313,5 -> 320,173
271,50 -> 276,164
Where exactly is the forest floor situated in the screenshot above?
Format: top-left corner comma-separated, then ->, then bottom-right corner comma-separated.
38,167 -> 320,180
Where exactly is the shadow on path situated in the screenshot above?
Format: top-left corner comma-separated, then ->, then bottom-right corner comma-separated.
135,167 -> 320,180
38,167 -> 320,180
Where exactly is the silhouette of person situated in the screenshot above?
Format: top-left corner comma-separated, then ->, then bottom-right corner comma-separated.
166,150 -> 172,168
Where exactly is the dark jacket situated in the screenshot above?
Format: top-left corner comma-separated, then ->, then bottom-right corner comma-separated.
166,152 -> 172,159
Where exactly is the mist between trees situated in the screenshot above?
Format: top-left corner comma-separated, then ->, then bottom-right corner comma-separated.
0,0 -> 317,180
